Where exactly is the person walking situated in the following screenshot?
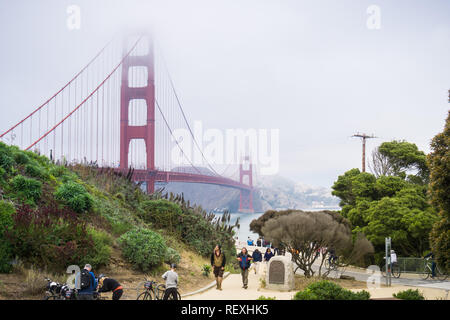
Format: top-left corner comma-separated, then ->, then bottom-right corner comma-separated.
237,247 -> 252,289
251,248 -> 262,275
75,264 -> 98,300
162,264 -> 179,300
256,238 -> 261,247
97,274 -> 123,300
264,248 -> 274,262
210,244 -> 226,290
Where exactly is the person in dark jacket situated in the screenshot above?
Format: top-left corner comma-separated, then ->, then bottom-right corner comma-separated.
75,264 -> 98,300
211,244 -> 226,290
97,274 -> 123,300
264,248 -> 274,262
424,252 -> 436,278
237,247 -> 252,289
251,248 -> 262,274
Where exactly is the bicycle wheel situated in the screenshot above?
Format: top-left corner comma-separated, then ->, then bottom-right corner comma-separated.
137,290 -> 153,300
436,266 -> 448,281
44,295 -> 60,300
381,265 -> 386,277
156,284 -> 166,300
166,289 -> 181,300
420,264 -> 430,280
392,264 -> 401,278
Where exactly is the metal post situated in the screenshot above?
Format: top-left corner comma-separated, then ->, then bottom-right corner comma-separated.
385,237 -> 391,286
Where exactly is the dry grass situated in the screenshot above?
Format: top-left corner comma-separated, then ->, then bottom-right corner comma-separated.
0,246 -> 216,300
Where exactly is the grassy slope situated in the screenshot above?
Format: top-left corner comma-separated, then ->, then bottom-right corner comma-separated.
0,143 -> 223,299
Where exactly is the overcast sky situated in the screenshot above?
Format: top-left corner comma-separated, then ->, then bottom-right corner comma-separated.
0,0 -> 449,188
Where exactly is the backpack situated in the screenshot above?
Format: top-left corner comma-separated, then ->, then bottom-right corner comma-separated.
79,269 -> 91,290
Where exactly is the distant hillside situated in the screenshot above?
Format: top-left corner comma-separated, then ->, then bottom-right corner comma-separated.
256,175 -> 340,211
160,171 -> 340,212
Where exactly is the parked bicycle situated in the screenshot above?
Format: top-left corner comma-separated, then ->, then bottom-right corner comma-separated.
137,280 -> 180,300
381,263 -> 401,278
421,258 -> 447,281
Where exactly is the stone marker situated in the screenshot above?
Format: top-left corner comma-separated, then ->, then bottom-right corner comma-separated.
265,255 -> 295,291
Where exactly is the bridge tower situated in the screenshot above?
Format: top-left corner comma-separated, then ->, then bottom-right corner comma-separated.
119,34 -> 156,193
239,156 -> 254,213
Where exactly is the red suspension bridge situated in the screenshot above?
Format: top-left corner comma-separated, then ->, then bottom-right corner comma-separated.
0,33 -> 254,213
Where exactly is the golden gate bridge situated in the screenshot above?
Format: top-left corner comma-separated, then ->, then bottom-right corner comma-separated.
0,33 -> 254,213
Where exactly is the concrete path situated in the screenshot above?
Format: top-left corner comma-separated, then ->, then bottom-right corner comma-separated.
239,244 -> 450,291
184,264 -> 295,300
183,261 -> 449,300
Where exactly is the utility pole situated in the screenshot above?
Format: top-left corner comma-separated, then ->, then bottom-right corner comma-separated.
352,133 -> 377,172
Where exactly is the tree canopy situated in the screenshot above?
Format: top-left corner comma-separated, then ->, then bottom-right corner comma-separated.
369,140 -> 429,184
428,111 -> 450,271
332,141 -> 438,261
261,210 -> 373,277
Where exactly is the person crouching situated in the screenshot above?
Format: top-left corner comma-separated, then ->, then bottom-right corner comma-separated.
97,274 -> 123,300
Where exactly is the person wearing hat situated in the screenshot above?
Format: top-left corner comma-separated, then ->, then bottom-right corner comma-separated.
390,249 -> 397,270
210,244 -> 226,290
162,263 -> 179,300
97,274 -> 123,300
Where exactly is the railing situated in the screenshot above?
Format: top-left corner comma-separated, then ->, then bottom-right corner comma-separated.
393,257 -> 443,275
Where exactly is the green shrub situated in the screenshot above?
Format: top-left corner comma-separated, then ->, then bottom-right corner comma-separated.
5,203 -> 99,272
0,152 -> 14,172
118,228 -> 168,272
0,201 -> 15,273
54,181 -> 93,213
293,280 -> 370,300
201,264 -> 211,277
393,289 -> 425,300
139,199 -> 182,232
9,175 -> 42,204
25,163 -> 45,179
257,295 -> 276,300
49,166 -> 69,178
13,152 -> 30,165
164,247 -> 181,265
83,228 -> 112,268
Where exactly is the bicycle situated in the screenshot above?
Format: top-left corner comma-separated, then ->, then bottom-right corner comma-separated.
421,258 -> 448,281
381,263 -> 401,278
157,284 -> 181,300
137,280 -> 180,300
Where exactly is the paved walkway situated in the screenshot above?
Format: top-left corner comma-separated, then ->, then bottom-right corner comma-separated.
183,262 -> 449,300
184,265 -> 295,300
238,244 -> 450,291
185,244 -> 449,300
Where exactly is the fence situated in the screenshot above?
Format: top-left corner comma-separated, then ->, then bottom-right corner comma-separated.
396,257 -> 426,274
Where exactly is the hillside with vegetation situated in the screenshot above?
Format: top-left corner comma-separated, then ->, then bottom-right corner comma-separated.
0,142 -> 239,298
